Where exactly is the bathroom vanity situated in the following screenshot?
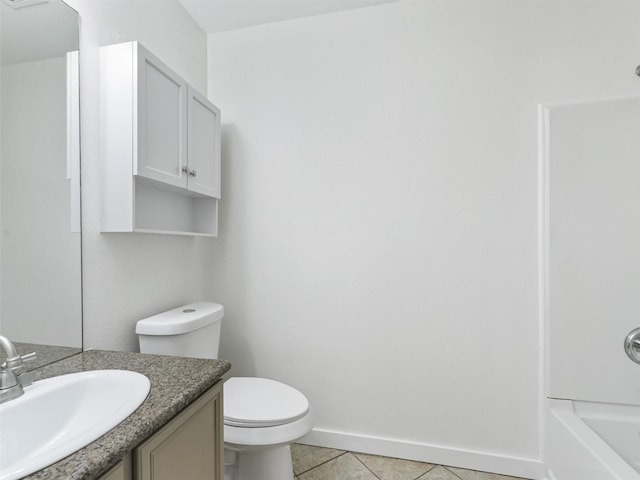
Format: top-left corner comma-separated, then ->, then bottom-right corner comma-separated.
22,350 -> 230,480
101,383 -> 222,480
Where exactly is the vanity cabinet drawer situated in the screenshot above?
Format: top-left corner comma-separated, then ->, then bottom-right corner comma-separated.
133,382 -> 223,480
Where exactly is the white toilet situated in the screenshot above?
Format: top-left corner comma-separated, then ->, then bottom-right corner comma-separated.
135,302 -> 313,480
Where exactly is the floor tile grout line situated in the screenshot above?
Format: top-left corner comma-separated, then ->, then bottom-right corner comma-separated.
442,465 -> 465,480
351,451 -> 441,480
351,451 -> 384,480
295,450 -> 350,477
294,446 -> 510,480
418,463 -> 438,479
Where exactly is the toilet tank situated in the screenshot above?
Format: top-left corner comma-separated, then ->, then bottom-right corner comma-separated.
135,302 -> 224,360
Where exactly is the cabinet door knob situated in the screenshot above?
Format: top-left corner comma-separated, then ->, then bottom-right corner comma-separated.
181,166 -> 189,174
189,169 -> 197,177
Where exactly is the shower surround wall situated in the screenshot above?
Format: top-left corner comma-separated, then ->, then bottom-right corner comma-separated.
544,97 -> 640,406
207,1 -> 640,478
542,95 -> 640,480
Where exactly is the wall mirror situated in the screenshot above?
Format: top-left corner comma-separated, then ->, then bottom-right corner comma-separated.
0,0 -> 82,368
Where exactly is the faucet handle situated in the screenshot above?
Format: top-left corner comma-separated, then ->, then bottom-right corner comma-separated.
2,351 -> 37,370
20,352 -> 37,363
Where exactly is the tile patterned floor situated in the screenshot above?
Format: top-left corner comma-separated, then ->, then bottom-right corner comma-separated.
291,444 -> 529,480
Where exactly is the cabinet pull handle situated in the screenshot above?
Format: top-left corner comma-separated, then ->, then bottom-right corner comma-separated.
189,169 -> 197,177
181,166 -> 189,174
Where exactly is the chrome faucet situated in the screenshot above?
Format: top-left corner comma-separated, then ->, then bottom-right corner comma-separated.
0,335 -> 36,404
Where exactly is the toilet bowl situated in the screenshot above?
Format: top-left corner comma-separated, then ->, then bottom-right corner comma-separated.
135,302 -> 313,480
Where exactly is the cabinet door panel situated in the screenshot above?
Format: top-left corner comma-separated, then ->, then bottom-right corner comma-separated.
135,383 -> 223,480
136,48 -> 188,188
148,406 -> 215,479
188,86 -> 221,198
99,455 -> 132,480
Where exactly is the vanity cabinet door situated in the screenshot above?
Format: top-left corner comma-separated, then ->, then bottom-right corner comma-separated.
99,454 -> 132,480
135,45 -> 188,189
134,382 -> 223,480
187,86 -> 221,198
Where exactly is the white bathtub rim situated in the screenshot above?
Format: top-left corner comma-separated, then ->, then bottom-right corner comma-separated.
548,398 -> 639,480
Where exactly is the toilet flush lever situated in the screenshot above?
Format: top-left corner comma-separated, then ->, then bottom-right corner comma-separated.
624,328 -> 640,364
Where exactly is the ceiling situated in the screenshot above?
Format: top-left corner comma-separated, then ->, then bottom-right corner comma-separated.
177,0 -> 402,34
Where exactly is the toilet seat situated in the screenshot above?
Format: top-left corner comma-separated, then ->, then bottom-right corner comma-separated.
224,409 -> 314,449
224,377 -> 310,428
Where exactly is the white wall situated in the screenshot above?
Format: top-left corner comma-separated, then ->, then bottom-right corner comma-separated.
62,0 -> 211,352
1,57 -> 81,346
207,1 -> 640,477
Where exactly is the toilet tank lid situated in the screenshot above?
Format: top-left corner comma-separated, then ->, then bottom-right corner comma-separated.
135,302 -> 224,336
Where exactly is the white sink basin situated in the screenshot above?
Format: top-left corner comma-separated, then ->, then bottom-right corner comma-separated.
0,370 -> 150,480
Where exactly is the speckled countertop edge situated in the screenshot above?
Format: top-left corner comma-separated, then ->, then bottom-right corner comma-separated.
23,349 -> 231,480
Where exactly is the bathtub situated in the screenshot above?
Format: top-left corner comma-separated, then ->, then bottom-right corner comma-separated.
546,398 -> 640,480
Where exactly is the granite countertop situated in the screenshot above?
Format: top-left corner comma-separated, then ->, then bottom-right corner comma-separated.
23,349 -> 231,480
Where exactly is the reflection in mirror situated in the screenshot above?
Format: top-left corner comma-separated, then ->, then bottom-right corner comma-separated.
0,0 -> 82,367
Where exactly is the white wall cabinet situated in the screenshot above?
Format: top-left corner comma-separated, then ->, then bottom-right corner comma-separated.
187,86 -> 221,198
101,41 -> 221,236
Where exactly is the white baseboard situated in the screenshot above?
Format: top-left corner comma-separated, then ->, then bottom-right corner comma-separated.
300,428 -> 547,480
